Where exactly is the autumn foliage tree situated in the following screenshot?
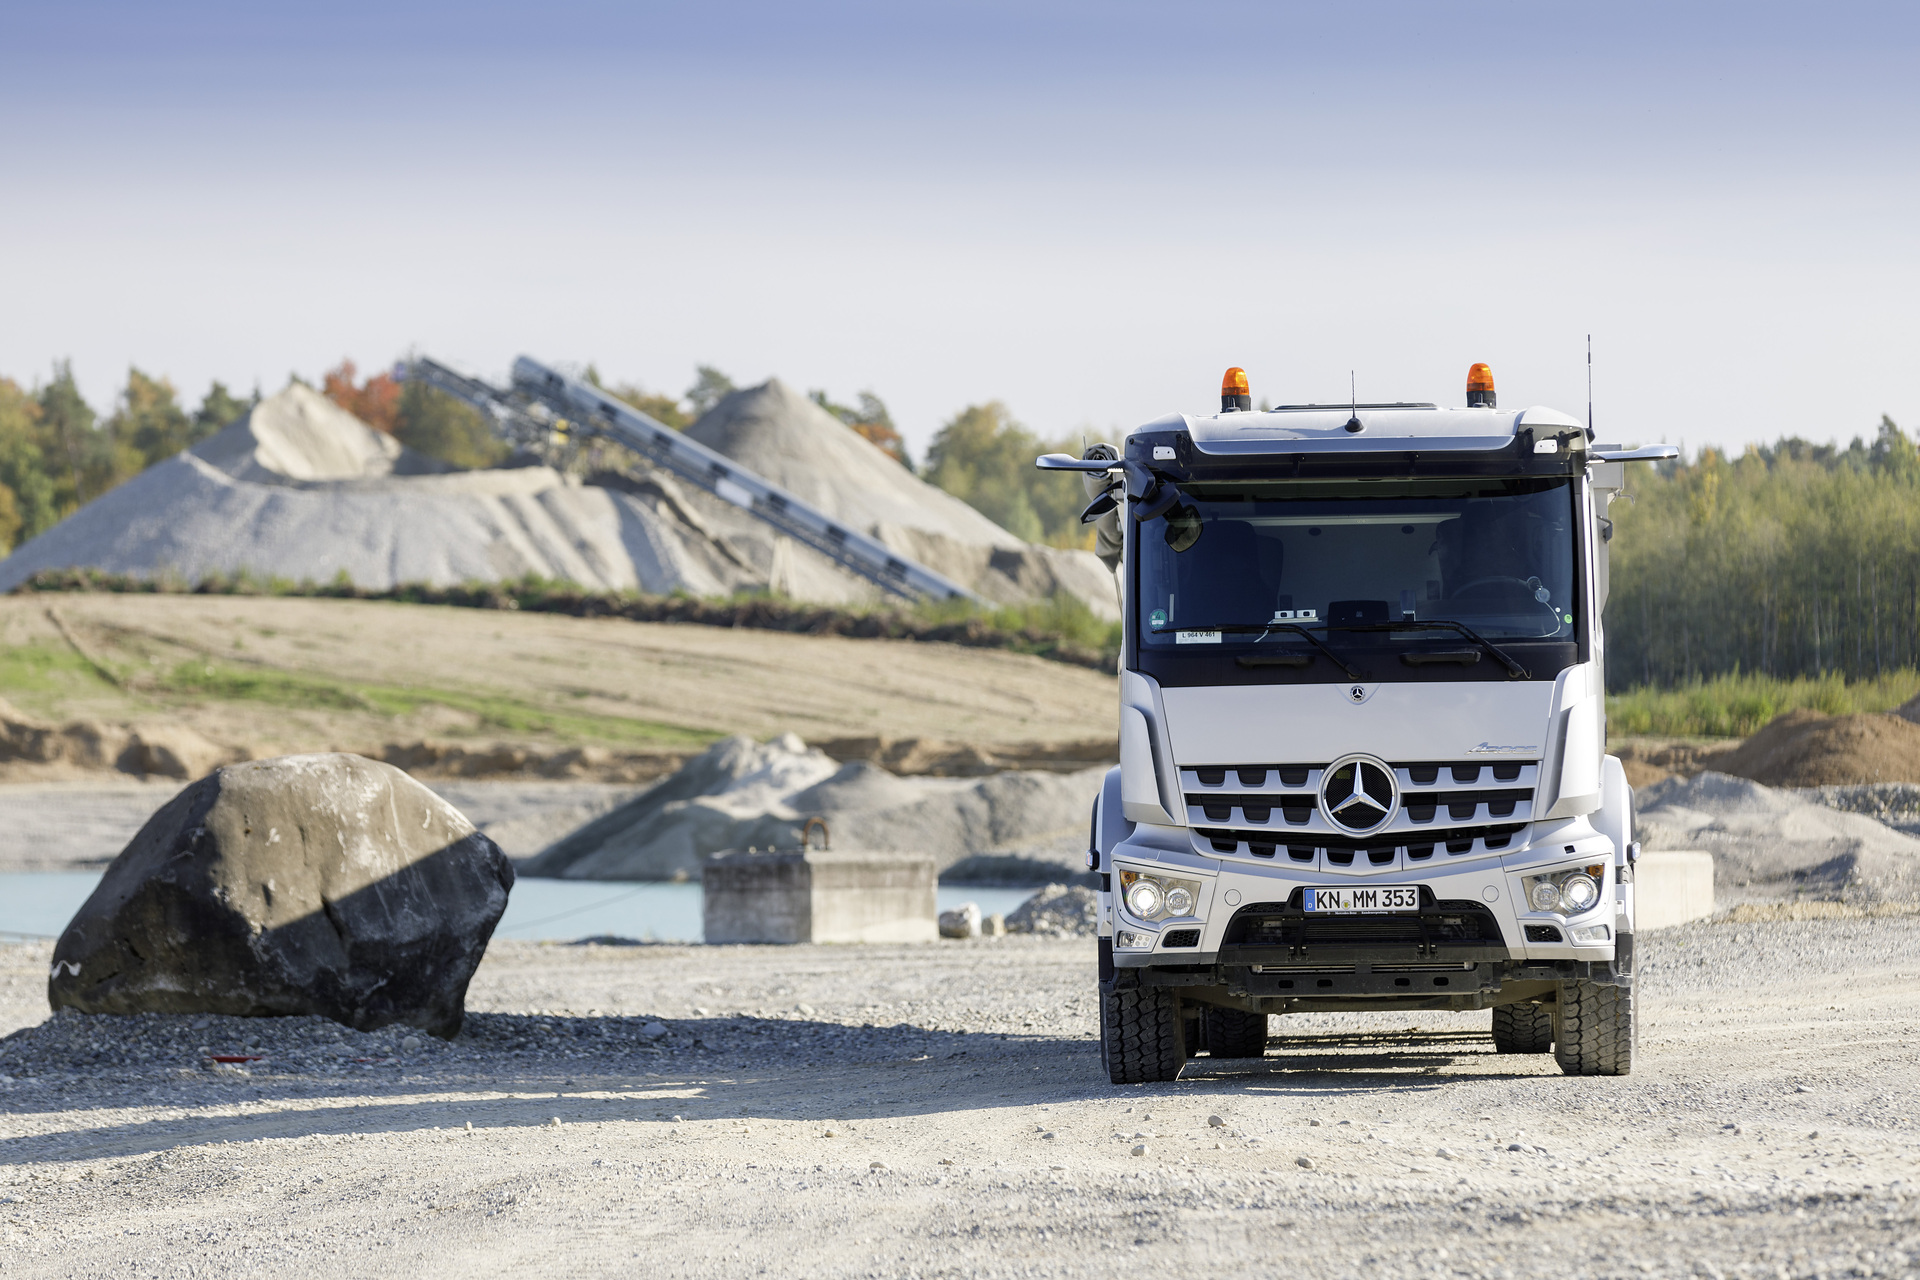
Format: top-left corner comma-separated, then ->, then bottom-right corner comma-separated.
321,359 -> 402,434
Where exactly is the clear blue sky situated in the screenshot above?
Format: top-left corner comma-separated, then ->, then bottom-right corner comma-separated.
3,1 -> 1916,458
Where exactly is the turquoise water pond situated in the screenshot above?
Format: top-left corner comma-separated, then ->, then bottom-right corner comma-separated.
0,875 -> 1038,944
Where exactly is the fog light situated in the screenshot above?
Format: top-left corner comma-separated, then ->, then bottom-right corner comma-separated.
1558,874 -> 1600,914
1569,923 -> 1611,944
1528,881 -> 1561,911
1115,930 -> 1154,950
1125,880 -> 1163,918
1163,885 -> 1195,916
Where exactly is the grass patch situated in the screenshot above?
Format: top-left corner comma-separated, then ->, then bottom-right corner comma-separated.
1607,669 -> 1920,739
0,641 -> 122,717
152,661 -> 718,749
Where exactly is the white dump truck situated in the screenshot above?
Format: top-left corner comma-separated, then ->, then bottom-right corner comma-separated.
1039,364 -> 1675,1083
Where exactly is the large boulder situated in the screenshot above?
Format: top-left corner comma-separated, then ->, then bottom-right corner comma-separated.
48,753 -> 513,1037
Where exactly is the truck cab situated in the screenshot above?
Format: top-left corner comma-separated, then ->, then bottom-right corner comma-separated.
1040,365 -> 1674,1083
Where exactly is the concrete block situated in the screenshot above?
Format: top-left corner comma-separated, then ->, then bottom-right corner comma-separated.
1635,851 -> 1715,930
702,849 -> 937,944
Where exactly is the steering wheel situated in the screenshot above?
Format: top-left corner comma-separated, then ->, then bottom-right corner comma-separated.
1449,576 -> 1553,605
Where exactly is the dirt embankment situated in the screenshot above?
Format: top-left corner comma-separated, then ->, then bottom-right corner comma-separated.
0,699 -> 1116,787
1618,699 -> 1920,790
0,594 -> 1120,784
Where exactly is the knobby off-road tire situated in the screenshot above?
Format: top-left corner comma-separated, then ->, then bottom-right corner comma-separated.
1553,979 -> 1634,1075
1100,985 -> 1187,1083
1491,1001 -> 1555,1054
1202,1006 -> 1270,1059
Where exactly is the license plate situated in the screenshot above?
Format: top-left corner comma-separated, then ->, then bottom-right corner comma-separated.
1303,885 -> 1421,913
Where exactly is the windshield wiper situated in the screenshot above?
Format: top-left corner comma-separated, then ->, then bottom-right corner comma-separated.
1150,624 -> 1361,679
1327,620 -> 1532,679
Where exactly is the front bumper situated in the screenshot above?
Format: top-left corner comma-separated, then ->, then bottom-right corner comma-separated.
1104,819 -> 1620,970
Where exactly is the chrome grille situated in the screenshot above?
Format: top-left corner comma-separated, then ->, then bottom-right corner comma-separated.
1179,757 -> 1538,868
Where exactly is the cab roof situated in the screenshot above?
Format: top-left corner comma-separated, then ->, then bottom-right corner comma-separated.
1146,404 -> 1587,457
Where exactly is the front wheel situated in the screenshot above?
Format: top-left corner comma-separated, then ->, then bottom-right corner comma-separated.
1491,1001 -> 1555,1053
1553,980 -> 1634,1075
1099,984 -> 1187,1083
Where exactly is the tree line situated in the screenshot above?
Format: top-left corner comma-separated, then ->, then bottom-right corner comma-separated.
0,357 -> 1098,556
1605,417 -> 1920,685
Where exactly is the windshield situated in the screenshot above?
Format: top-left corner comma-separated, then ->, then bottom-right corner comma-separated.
1135,477 -> 1579,650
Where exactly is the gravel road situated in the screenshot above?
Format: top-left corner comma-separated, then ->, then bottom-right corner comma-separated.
1,919 -> 1916,1278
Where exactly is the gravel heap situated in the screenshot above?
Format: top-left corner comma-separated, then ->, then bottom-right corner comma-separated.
0,385 -> 758,596
1638,770 -> 1920,905
0,379 -> 1119,620
1005,884 -> 1100,936
1791,781 -> 1920,837
686,379 -> 1118,618
526,734 -> 1101,884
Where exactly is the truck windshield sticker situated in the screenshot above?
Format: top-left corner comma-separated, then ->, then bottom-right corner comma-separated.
1175,630 -> 1222,644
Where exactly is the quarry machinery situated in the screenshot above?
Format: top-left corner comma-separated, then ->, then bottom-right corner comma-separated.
1039,364 -> 1676,1082
397,355 -> 981,604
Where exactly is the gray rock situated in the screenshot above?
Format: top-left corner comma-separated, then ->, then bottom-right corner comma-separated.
48,753 -> 512,1038
1006,884 -> 1100,936
939,902 -> 982,939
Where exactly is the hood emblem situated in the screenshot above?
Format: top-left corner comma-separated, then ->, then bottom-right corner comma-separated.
1319,754 -> 1399,836
1346,684 -> 1373,704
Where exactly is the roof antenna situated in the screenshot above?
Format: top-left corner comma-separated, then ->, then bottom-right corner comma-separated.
1343,370 -> 1362,433
1586,334 -> 1594,442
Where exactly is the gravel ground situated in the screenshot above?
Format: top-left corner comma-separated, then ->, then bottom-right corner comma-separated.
1,921 -> 1917,1279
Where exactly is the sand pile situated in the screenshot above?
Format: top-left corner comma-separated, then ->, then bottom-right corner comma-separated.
0,385 -> 766,596
1638,771 -> 1920,906
1692,710 -> 1920,787
523,733 -> 1102,883
1617,706 -> 1920,789
687,380 -> 1119,617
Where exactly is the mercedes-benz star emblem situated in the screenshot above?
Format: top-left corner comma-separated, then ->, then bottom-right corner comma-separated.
1319,753 -> 1399,836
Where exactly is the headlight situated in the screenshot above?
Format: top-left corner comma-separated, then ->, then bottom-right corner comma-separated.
1125,879 -> 1163,918
1117,870 -> 1203,922
1559,874 -> 1599,913
1115,929 -> 1155,950
1521,864 -> 1608,917
1569,923 -> 1611,944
